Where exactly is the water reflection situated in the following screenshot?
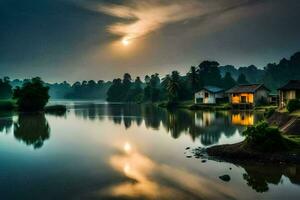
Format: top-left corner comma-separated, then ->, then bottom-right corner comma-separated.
0,112 -> 13,134
14,113 -> 50,149
100,141 -> 236,199
73,104 -> 256,146
240,163 -> 300,193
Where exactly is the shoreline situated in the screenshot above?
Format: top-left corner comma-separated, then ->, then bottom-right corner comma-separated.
203,141 -> 300,164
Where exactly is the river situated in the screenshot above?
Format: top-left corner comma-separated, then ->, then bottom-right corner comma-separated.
0,101 -> 299,199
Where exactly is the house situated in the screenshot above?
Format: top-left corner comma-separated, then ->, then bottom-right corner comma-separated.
226,84 -> 270,108
194,86 -> 225,104
278,80 -> 300,108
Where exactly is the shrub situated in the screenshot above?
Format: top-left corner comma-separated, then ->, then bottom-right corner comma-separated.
243,121 -> 286,152
287,99 -> 300,113
264,107 -> 275,118
13,77 -> 49,111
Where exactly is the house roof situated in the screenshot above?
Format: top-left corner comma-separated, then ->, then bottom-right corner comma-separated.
200,86 -> 224,93
278,80 -> 300,91
226,84 -> 270,94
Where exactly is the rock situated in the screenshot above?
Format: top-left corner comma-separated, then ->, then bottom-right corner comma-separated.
186,155 -> 192,158
185,147 -> 190,150
229,167 -> 232,170
219,175 -> 231,182
201,160 -> 207,163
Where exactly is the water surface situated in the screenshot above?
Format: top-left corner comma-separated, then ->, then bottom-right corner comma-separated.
0,102 -> 299,199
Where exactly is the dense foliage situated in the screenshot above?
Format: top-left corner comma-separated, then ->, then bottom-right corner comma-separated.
243,121 -> 286,152
10,79 -> 111,100
105,51 -> 300,103
287,99 -> 300,113
13,77 -> 50,111
0,77 -> 12,99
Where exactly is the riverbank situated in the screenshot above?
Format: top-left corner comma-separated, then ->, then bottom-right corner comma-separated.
195,110 -> 300,164
158,101 -> 231,111
205,138 -> 300,164
0,99 -> 67,115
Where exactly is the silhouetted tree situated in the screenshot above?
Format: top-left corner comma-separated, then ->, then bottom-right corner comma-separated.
164,71 -> 181,103
0,77 -> 12,99
107,78 -> 123,102
237,73 -> 249,84
222,72 -> 236,90
197,61 -> 222,86
187,66 -> 201,93
13,77 -> 49,111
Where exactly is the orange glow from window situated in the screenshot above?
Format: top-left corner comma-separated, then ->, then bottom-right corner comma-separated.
231,93 -> 254,104
231,113 -> 254,126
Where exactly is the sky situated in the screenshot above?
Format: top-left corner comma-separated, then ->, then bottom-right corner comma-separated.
0,0 -> 300,83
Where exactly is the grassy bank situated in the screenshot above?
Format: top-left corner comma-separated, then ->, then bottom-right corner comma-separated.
203,121 -> 300,164
158,100 -> 231,111
0,99 -> 67,116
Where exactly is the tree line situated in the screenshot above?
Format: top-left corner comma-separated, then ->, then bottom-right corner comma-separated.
106,51 -> 300,103
0,51 -> 299,102
4,79 -> 112,100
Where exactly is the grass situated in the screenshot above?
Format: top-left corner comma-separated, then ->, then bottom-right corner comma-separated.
158,100 -> 231,111
255,105 -> 277,111
290,109 -> 300,117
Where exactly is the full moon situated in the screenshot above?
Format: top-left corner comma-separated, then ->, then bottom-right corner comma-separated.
122,38 -> 130,46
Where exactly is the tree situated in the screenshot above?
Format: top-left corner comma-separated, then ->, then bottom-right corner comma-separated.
106,78 -> 123,102
126,77 -> 144,102
164,71 -> 181,103
197,61 -> 222,86
222,72 -> 236,90
13,77 -> 50,111
237,73 -> 249,84
187,66 -> 200,93
0,77 -> 12,99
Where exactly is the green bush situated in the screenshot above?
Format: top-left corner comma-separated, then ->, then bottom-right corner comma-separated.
264,107 -> 276,118
287,99 -> 300,113
243,121 -> 286,152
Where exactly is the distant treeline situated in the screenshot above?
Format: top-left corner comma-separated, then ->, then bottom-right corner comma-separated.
2,79 -> 111,100
106,51 -> 300,103
0,51 -> 299,101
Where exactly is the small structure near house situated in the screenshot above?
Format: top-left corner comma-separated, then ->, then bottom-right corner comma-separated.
278,80 -> 300,108
268,94 -> 279,105
194,86 -> 225,104
226,84 -> 270,108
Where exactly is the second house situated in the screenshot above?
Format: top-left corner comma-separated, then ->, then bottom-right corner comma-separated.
194,86 -> 225,104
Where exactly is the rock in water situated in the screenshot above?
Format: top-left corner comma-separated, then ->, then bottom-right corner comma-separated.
219,175 -> 231,182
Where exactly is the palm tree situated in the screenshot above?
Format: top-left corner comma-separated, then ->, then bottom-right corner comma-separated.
187,66 -> 200,93
164,71 -> 181,103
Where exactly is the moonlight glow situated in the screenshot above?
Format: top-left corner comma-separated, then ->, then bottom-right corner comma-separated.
122,38 -> 130,46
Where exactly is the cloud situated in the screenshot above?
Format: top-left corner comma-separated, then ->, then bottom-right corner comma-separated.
95,0 -> 267,42
97,0 -> 206,41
